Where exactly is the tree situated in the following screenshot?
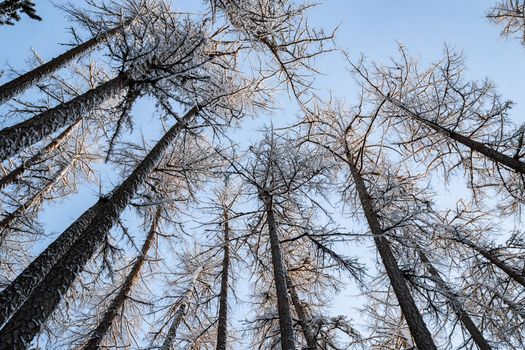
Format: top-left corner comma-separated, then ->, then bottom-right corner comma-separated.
80,207 -> 161,349
487,0 -> 525,43
0,0 -> 40,26
348,48 -> 525,214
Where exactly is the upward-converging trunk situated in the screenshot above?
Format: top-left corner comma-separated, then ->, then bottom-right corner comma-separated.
216,209 -> 231,350
263,194 -> 296,350
0,160 -> 72,242
0,107 -> 198,349
82,207 -> 161,350
286,274 -> 318,350
416,248 -> 492,350
0,197 -> 105,328
0,117 -> 81,191
386,97 -> 525,175
160,265 -> 203,350
0,24 -> 126,105
450,236 -> 525,288
345,151 -> 437,350
0,72 -> 130,161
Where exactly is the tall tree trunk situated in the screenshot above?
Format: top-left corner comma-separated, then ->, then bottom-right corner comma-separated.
0,72 -> 130,161
345,151 -> 437,350
263,193 -> 296,350
82,207 -> 161,349
160,265 -> 203,350
0,117 -> 81,191
0,160 -> 71,242
0,24 -> 125,105
0,107 -> 197,349
216,209 -> 230,350
450,236 -> 525,288
286,274 -> 317,350
0,198 -> 105,328
386,97 -> 525,175
416,248 -> 492,350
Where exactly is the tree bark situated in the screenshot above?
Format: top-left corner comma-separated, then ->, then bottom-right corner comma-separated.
386,97 -> 525,175
0,24 -> 125,105
82,207 -> 161,349
263,194 -> 296,350
417,248 -> 492,350
216,209 -> 230,350
0,198 -> 104,328
0,107 -> 197,349
0,161 -> 71,242
160,265 -> 203,350
345,151 -> 437,350
286,274 -> 317,350
0,72 -> 130,162
0,117 -> 81,191
451,236 -> 525,288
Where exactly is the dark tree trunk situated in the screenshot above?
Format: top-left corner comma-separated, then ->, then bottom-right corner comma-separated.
387,97 -> 525,175
263,194 -> 296,350
82,208 -> 161,349
286,275 -> 317,350
0,72 -> 130,161
0,161 -> 71,242
0,117 -> 81,191
451,236 -> 525,288
160,266 -> 202,350
216,209 -> 231,350
0,107 -> 197,349
417,248 -> 492,350
0,24 -> 124,104
345,151 -> 437,350
0,198 -> 104,327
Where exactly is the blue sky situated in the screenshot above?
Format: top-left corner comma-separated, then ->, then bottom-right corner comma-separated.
1,0 -> 524,347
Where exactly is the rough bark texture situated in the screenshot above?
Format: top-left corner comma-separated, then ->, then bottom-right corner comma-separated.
454,237 -> 525,288
0,24 -> 124,105
346,152 -> 437,350
82,208 -> 161,349
388,97 -> 525,175
286,275 -> 318,350
160,266 -> 203,350
0,162 -> 71,242
417,249 -> 492,350
0,117 -> 81,191
216,209 -> 230,350
0,198 -> 104,328
0,72 -> 130,162
263,194 -> 296,350
0,107 -> 197,349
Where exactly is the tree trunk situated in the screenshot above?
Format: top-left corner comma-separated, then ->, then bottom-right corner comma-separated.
0,72 -> 130,161
216,209 -> 230,350
0,160 -> 71,242
82,207 -> 161,349
0,107 -> 197,349
0,198 -> 104,328
0,117 -> 81,191
417,248 -> 492,350
451,236 -> 525,288
263,194 -> 296,350
386,97 -> 525,175
286,274 -> 317,350
160,265 -> 203,350
345,151 -> 437,350
0,24 -> 125,105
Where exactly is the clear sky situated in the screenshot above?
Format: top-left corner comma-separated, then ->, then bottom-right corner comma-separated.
1,0 -> 524,347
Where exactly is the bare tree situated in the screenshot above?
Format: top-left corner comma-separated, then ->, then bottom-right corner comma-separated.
487,0 -> 525,43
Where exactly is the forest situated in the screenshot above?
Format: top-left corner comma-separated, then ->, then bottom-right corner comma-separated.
0,0 -> 524,349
